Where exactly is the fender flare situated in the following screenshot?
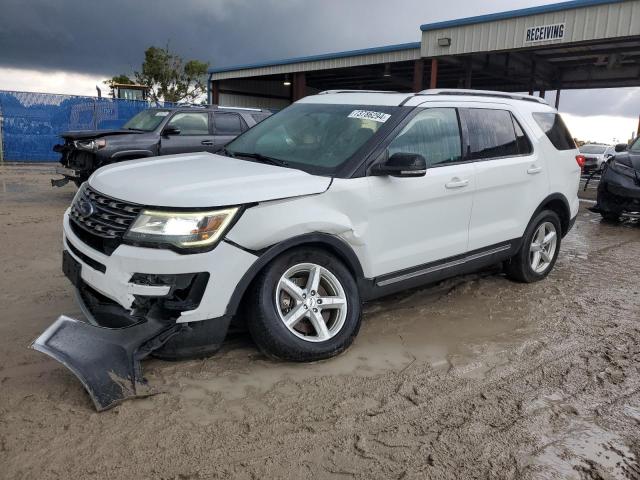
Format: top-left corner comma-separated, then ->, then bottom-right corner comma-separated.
223,233 -> 365,316
111,149 -> 155,159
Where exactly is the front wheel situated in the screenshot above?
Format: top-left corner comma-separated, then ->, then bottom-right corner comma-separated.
505,210 -> 561,283
248,248 -> 361,362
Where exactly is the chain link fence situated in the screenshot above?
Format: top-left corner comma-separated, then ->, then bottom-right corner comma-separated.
0,91 -> 174,162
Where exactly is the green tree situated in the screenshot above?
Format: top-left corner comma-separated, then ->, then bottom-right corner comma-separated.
135,46 -> 209,103
104,74 -> 135,90
104,45 -> 209,103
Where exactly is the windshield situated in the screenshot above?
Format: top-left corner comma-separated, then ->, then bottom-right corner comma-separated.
123,109 -> 170,131
630,138 -> 640,153
579,145 -> 608,154
224,103 -> 402,174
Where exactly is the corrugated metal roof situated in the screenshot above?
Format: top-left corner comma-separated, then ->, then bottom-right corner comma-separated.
420,0 -> 627,31
208,42 -> 420,74
421,0 -> 639,57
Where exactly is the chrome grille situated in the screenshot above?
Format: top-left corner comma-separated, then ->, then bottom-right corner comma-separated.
69,185 -> 142,243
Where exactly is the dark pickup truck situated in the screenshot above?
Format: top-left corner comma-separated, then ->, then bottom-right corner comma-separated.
52,105 -> 271,187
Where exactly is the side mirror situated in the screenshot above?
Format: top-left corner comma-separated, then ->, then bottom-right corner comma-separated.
614,143 -> 628,153
372,152 -> 427,178
162,125 -> 181,136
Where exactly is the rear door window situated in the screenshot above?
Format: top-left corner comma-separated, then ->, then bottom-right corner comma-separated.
251,112 -> 271,124
532,112 -> 576,150
387,108 -> 462,167
463,108 -> 520,160
166,112 -> 209,135
214,113 -> 243,135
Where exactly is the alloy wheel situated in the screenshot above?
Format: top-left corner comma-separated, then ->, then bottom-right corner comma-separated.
275,263 -> 348,343
529,221 -> 558,274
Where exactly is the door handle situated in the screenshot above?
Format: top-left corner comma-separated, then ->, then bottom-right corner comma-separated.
527,165 -> 543,175
445,178 -> 469,189
201,140 -> 214,146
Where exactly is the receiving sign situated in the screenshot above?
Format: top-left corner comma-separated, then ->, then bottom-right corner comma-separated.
525,23 -> 566,43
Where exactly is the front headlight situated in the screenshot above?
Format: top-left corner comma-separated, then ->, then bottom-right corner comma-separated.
124,208 -> 239,249
74,139 -> 107,151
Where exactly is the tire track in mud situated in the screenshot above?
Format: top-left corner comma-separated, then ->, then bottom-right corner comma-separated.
2,168 -> 640,480
183,232 -> 640,479
207,329 -> 639,479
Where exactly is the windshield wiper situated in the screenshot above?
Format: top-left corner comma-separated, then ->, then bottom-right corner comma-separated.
231,151 -> 289,167
218,147 -> 235,158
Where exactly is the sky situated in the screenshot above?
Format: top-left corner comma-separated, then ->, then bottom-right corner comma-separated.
0,0 -> 638,143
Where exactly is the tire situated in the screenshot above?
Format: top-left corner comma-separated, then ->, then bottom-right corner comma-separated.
505,210 -> 562,283
248,248 -> 361,362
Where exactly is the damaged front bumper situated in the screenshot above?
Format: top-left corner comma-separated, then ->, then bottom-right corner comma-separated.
593,161 -> 640,216
51,142 -> 96,187
30,210 -> 257,411
32,315 -> 181,411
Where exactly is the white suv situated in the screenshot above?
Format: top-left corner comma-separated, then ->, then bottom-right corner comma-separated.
36,90 -> 581,409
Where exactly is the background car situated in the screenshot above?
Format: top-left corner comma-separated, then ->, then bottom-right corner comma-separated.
578,143 -> 615,172
51,105 -> 272,186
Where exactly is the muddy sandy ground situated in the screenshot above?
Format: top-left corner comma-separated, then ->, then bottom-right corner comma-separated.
1,164 -> 639,480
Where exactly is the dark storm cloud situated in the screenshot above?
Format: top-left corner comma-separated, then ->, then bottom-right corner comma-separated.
0,0 -> 637,119
0,0 -> 551,76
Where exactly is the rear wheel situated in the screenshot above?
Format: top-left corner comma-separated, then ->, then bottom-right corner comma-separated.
505,210 -> 561,283
248,248 -> 361,362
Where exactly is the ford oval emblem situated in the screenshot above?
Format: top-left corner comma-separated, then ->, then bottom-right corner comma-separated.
77,199 -> 95,218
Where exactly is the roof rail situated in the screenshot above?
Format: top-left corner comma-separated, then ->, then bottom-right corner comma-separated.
419,89 -> 548,105
318,89 -> 400,95
173,102 -> 208,108
216,105 -> 263,112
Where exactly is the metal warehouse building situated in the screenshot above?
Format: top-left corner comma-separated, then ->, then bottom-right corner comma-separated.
208,0 -> 640,109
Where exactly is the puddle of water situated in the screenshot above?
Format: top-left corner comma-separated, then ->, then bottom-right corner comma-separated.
158,272 -> 535,403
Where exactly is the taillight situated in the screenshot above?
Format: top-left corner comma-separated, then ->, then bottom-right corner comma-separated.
575,154 -> 586,169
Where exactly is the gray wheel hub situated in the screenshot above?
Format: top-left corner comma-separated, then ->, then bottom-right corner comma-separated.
529,221 -> 558,274
275,262 -> 348,343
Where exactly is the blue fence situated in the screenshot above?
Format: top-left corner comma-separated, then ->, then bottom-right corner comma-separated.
0,91 -> 174,162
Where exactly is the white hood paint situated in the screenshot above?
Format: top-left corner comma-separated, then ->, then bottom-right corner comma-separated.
89,152 -> 331,207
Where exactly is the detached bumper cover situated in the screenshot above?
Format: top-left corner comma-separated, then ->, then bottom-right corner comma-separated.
32,315 -> 180,411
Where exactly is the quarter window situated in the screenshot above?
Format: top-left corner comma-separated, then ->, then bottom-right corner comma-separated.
387,108 -> 462,167
464,109 -> 520,160
512,116 -> 533,155
214,113 -> 243,134
532,112 -> 576,151
166,112 -> 209,135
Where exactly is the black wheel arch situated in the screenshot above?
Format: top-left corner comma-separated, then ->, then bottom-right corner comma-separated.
110,149 -> 155,160
531,193 -> 572,237
223,233 -> 365,317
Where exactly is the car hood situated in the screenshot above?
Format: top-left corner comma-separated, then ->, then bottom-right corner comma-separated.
612,151 -> 640,171
62,129 -> 144,140
89,152 -> 332,207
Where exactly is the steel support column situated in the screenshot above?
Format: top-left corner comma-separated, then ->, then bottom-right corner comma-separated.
292,72 -> 307,101
555,89 -> 561,109
430,58 -> 438,89
528,60 -> 536,96
211,80 -> 220,105
413,59 -> 424,92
